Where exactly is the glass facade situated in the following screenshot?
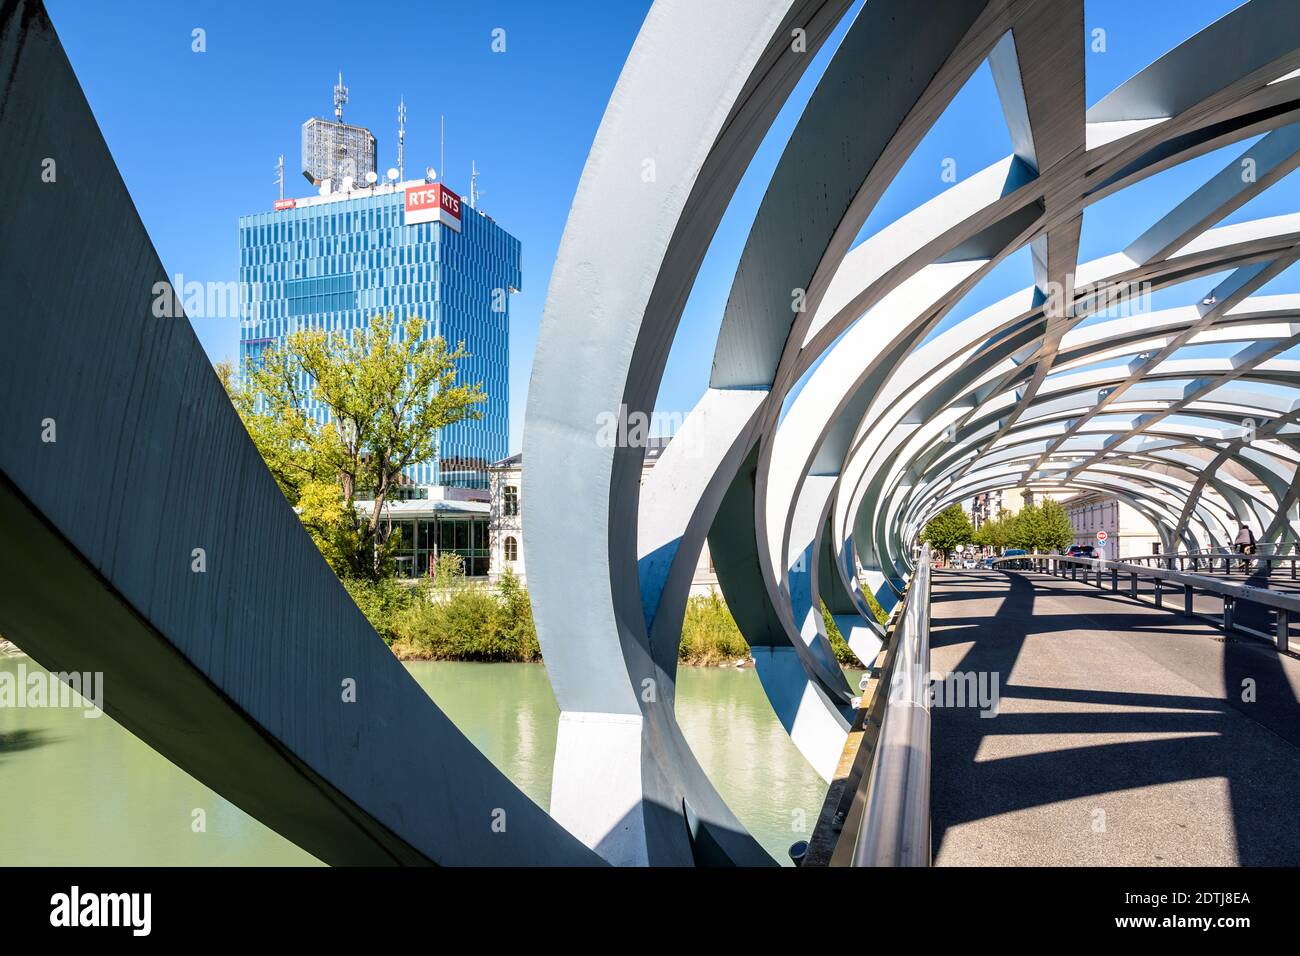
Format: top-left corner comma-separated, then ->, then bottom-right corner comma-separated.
238,185 -> 518,489
384,515 -> 490,578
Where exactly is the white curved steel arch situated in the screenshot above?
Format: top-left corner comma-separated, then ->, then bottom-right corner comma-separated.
526,0 -> 1300,864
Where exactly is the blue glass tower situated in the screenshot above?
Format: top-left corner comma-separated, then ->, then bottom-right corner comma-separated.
238,180 -> 518,489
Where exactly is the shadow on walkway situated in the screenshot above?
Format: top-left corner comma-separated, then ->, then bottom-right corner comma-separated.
928,569 -> 1300,866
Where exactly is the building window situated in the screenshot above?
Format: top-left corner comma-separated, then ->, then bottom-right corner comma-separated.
503,485 -> 519,516
504,536 -> 518,563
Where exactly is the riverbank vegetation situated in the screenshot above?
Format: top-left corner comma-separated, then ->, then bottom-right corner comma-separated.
345,559 -> 885,667
679,590 -> 750,664
216,320 -> 889,668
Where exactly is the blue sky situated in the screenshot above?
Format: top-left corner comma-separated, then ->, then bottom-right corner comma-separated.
46,0 -> 1296,452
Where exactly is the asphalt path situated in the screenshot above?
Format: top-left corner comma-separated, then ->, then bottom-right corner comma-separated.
929,569 -> 1300,865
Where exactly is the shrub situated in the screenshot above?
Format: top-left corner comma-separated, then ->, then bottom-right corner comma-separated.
496,568 -> 542,660
679,590 -> 751,665
376,567 -> 544,662
351,571 -> 877,669
819,602 -> 866,668
863,590 -> 889,625
342,575 -> 409,644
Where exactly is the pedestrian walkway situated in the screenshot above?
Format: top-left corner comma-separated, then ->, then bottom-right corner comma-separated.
929,569 -> 1300,865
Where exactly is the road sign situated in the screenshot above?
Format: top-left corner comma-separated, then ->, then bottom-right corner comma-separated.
1096,531 -> 1108,542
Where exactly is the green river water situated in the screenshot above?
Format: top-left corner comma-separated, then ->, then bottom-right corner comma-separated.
0,654 -> 860,866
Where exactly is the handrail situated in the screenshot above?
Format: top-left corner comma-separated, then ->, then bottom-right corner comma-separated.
1125,549 -> 1300,575
846,543 -> 932,866
988,552 -> 1297,651
1129,543 -> 1297,558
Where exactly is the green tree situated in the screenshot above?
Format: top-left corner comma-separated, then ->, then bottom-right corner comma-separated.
1003,500 -> 1074,552
1039,499 -> 1075,552
220,312 -> 486,579
920,503 -> 974,560
973,508 -> 1012,554
1008,503 -> 1047,551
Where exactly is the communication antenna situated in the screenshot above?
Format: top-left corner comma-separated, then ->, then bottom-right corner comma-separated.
333,71 -> 349,123
439,114 -> 445,190
397,96 -> 407,181
469,160 -> 480,209
274,154 -> 284,200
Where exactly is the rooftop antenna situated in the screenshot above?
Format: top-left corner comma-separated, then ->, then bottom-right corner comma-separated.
397,96 -> 407,182
333,71 -> 348,123
469,160 -> 480,209
274,154 -> 284,200
439,114 -> 445,189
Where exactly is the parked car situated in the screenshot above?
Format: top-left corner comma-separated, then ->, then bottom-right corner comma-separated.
1066,545 -> 1095,558
1002,548 -> 1030,569
963,558 -> 977,569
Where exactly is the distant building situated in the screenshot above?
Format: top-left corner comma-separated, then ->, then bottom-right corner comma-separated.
488,453 -> 523,581
488,437 -> 721,594
1060,492 -> 1159,558
239,82 -> 519,492
971,487 -> 1027,528
359,487 -> 490,578
1022,489 -> 1067,508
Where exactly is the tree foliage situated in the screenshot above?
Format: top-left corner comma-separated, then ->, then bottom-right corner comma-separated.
1038,499 -> 1076,552
973,508 -> 1012,552
920,503 -> 974,559
219,312 -> 486,579
1001,499 -> 1075,553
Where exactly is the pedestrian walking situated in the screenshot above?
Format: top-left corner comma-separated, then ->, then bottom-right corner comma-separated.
1234,523 -> 1256,572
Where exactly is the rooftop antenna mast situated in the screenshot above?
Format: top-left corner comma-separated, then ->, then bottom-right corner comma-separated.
470,160 -> 480,209
333,71 -> 348,123
274,154 -> 284,200
439,115 -> 445,188
397,96 -> 407,181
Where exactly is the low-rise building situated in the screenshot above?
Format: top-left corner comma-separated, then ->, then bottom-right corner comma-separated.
359,484 -> 491,577
1060,491 -> 1159,559
488,453 -> 524,581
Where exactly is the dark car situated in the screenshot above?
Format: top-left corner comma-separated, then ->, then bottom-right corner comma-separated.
1002,548 -> 1030,569
1066,545 -> 1095,558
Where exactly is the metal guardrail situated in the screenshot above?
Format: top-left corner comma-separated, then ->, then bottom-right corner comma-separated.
989,553 -> 1297,652
841,543 -> 932,867
1125,546 -> 1300,579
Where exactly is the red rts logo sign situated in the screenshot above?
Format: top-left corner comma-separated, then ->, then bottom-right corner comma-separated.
404,184 -> 462,230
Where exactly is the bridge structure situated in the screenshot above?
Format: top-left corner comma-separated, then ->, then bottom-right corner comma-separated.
2,0 -> 1300,867
524,0 -> 1300,866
